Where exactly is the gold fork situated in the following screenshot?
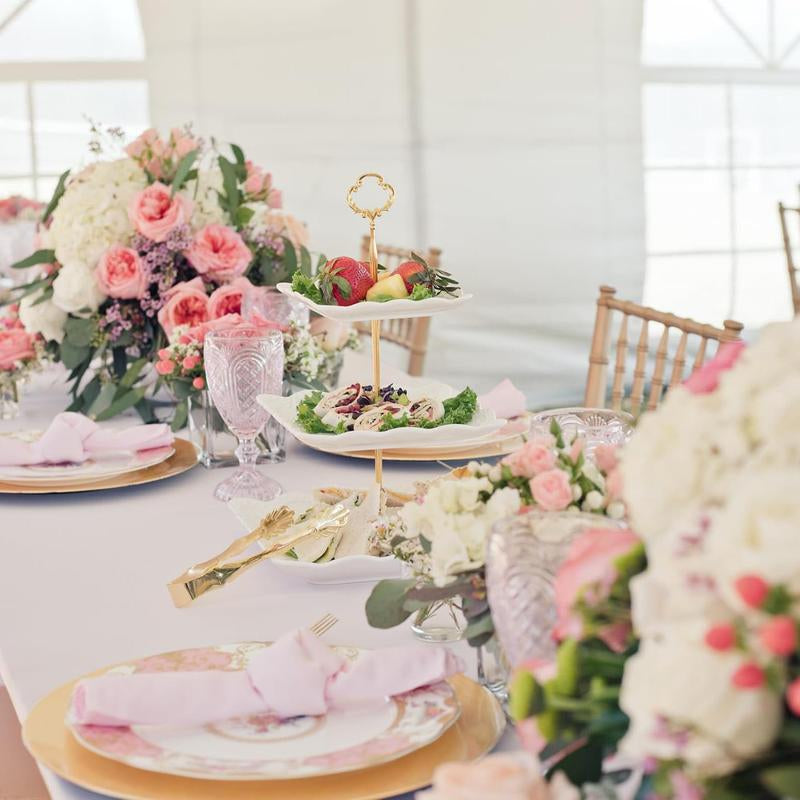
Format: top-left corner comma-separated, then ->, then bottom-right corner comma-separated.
309,613 -> 339,638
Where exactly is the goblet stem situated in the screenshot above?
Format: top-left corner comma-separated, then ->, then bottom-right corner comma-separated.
235,437 -> 260,466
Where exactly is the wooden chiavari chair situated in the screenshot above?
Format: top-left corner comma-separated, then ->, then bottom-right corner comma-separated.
584,286 -> 744,413
354,236 -> 442,376
777,202 -> 800,315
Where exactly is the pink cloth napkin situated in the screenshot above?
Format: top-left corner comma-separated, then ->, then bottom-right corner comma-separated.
479,379 -> 527,419
0,412 -> 174,467
70,629 -> 463,728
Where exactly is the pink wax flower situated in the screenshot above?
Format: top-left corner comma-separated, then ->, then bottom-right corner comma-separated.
207,277 -> 254,319
0,328 -> 35,369
186,224 -> 252,283
502,436 -> 556,478
530,468 -> 572,511
552,528 -> 641,646
683,340 -> 745,395
128,182 -> 192,242
157,277 -> 210,339
95,245 -> 148,299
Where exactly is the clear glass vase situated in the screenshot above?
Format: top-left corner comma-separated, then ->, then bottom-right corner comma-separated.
476,636 -> 510,704
411,600 -> 465,643
187,385 -> 287,469
0,375 -> 20,420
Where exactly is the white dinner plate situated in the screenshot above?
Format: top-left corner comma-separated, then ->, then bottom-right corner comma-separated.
276,283 -> 473,322
0,444 -> 175,485
257,383 -> 504,455
68,642 -> 460,781
228,493 -> 403,584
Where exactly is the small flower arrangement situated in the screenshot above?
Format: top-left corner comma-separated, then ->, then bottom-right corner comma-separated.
366,422 -> 624,648
6,124 -> 321,423
0,196 -> 43,223
0,305 -> 47,412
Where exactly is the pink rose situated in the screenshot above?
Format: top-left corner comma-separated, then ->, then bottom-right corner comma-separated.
0,328 -> 35,369
569,438 -> 584,461
552,528 -> 640,645
185,224 -> 252,283
593,443 -> 618,473
502,436 -> 556,478
530,468 -> 572,511
683,340 -> 745,395
243,161 -> 272,198
183,312 -> 284,345
606,467 -> 623,500
124,127 -> 160,161
157,277 -> 209,339
128,182 -> 191,242
95,245 -> 148,299
267,188 -> 283,208
207,277 -> 254,319
167,127 -> 199,159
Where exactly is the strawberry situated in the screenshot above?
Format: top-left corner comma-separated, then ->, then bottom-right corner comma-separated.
393,253 -> 460,296
319,257 -> 375,306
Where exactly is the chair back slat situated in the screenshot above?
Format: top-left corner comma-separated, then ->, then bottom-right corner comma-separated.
610,314 -> 628,411
584,286 -> 743,414
778,202 -> 800,315
354,237 -> 440,376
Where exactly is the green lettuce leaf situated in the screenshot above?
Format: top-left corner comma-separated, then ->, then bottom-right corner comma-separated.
291,271 -> 323,304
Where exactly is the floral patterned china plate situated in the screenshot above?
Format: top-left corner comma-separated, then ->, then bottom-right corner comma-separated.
0,441 -> 175,485
67,642 -> 460,781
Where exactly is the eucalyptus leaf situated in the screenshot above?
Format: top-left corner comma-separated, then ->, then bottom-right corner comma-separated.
41,170 -> 69,222
235,205 -> 255,227
59,340 -> 91,370
64,316 -> 95,347
231,143 -> 245,165
299,245 -> 312,277
464,612 -> 494,646
171,149 -> 199,195
282,237 -> 297,276
11,249 -> 56,270
30,286 -> 54,305
760,765 -> 800,799
94,387 -> 147,422
171,400 -> 188,431
118,357 -> 147,391
218,156 -> 241,214
86,382 -> 117,418
365,578 -> 416,629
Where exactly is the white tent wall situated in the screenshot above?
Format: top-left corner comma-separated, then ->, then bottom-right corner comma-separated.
138,0 -> 645,404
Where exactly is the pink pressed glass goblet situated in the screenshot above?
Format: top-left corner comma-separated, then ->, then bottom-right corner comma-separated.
203,327 -> 285,501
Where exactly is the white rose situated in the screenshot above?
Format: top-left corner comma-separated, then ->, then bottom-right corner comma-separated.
52,262 -> 106,315
619,625 -> 781,777
18,291 -> 67,343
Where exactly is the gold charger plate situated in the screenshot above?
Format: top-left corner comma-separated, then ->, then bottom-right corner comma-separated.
23,672 -> 504,800
0,438 -> 199,494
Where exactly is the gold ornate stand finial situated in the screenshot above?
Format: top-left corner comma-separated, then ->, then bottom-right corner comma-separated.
345,173 -> 396,498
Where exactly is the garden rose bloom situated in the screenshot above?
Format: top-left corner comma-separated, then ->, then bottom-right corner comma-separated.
128,182 -> 192,242
95,245 -> 148,299
530,468 -> 572,511
243,161 -> 272,197
185,224 -> 252,282
0,328 -> 35,369
157,277 -> 209,339
416,753 -> 578,800
553,528 -> 640,644
683,340 -> 746,395
207,277 -> 254,319
502,436 -> 556,478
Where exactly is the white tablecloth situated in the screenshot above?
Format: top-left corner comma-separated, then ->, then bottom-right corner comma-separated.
0,368 -> 517,800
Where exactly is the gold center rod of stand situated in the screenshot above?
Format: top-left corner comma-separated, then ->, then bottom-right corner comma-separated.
368,221 -> 383,490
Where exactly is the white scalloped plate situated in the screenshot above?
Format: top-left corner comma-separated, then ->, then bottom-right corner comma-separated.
275,283 -> 472,322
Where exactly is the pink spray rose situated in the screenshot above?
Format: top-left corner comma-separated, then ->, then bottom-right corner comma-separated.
207,277 -> 254,319
530,468 -> 572,511
502,436 -> 556,478
166,127 -> 199,160
128,182 -> 192,242
181,312 -> 283,345
593,443 -> 619,473
243,161 -> 273,198
266,188 -> 283,208
0,328 -> 35,369
157,277 -> 210,339
552,528 -> 641,647
683,340 -> 745,395
95,245 -> 148,299
185,224 -> 252,283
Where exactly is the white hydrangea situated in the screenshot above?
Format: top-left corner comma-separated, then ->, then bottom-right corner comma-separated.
185,168 -> 227,229
52,262 -> 106,315
48,158 -> 146,271
247,204 -> 309,248
18,291 -> 67,343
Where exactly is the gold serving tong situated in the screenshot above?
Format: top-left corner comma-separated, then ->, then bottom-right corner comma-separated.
167,504 -> 349,608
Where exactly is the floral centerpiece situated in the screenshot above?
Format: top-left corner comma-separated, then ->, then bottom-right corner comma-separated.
365,422 -> 625,651
0,304 -> 48,417
7,125 -> 325,423
510,320 -> 800,798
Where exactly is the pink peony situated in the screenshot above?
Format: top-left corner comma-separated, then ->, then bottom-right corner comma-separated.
208,277 -> 254,319
530,468 -> 572,511
157,277 -> 210,339
185,224 -> 252,283
502,436 -> 556,478
552,528 -> 641,644
128,182 -> 192,242
95,245 -> 148,299
0,328 -> 35,369
593,443 -> 619,473
683,340 -> 745,395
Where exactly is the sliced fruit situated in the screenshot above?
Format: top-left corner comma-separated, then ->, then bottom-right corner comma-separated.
319,257 -> 375,306
365,273 -> 409,302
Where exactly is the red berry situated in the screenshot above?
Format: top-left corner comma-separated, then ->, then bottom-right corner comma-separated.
322,257 -> 375,306
759,616 -> 797,656
731,662 -> 765,689
734,574 -> 769,609
394,260 -> 425,293
705,623 -> 736,651
787,678 -> 800,715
